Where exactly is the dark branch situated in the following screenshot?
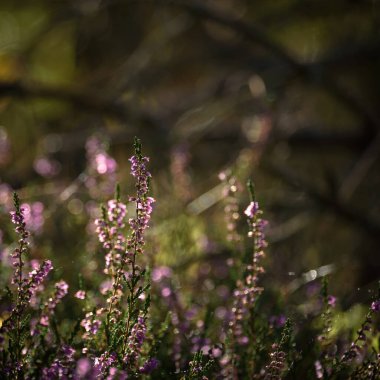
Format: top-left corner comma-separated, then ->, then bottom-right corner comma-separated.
0,80 -> 133,120
150,0 -> 380,132
266,162 -> 380,240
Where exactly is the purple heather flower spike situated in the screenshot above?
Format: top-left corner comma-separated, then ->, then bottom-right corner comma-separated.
39,280 -> 68,327
229,197 -> 268,342
371,300 -> 380,312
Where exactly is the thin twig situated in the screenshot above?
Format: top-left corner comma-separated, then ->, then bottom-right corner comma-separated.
339,132 -> 380,202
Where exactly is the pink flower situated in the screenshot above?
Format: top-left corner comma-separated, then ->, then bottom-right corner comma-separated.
75,290 -> 86,300
39,315 -> 49,326
244,201 -> 258,219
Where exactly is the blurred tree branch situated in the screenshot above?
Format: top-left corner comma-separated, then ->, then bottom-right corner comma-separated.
338,132 -> 380,202
0,80 -> 132,120
0,80 -> 162,130
146,0 -> 380,133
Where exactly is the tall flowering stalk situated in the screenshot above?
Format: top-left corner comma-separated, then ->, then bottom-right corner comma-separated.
7,193 -> 31,364
122,137 -> 154,357
230,180 -> 267,339
93,137 -> 154,371
0,194 -> 53,375
222,180 -> 268,378
10,193 -> 29,295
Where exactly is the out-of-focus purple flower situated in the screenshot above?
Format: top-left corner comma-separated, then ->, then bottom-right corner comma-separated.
107,367 -> 127,380
75,290 -> 86,300
33,157 -> 61,178
95,153 -> 117,175
29,259 -> 40,270
269,315 -> 287,329
39,315 -> 49,327
99,280 -> 113,295
212,346 -> 223,358
21,202 -> 44,235
327,295 -> 337,308
315,360 -> 323,379
191,335 -> 211,353
85,135 -> 118,199
75,358 -> 92,378
161,287 -> 171,298
86,136 -> 117,175
139,357 -> 159,374
152,266 -> 172,282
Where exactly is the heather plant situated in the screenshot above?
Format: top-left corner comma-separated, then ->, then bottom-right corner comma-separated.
0,137 -> 380,379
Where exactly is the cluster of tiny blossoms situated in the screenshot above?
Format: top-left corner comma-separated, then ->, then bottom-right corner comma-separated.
124,314 -> 147,367
40,280 -> 69,326
95,199 -> 127,276
128,148 -> 155,255
1,260 -> 53,334
4,137 -> 380,379
265,344 -> 286,380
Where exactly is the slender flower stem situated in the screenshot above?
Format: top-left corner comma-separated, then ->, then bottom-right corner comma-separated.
123,164 -> 144,356
11,193 -> 29,363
